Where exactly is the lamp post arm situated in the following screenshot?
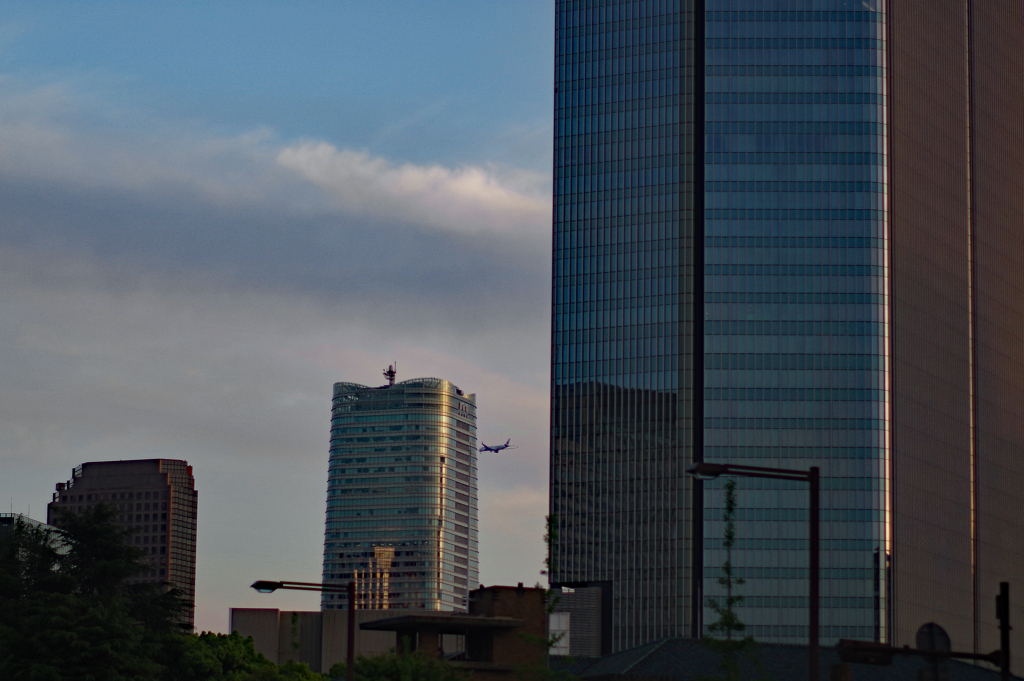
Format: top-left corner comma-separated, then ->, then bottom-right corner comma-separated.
715,463 -> 813,479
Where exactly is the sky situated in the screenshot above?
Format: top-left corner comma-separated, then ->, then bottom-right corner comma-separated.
0,1 -> 555,632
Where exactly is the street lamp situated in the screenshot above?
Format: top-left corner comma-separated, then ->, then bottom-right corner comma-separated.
251,579 -> 358,681
687,462 -> 821,681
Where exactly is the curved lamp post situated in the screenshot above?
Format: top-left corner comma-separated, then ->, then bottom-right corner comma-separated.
687,462 -> 820,681
251,579 -> 357,681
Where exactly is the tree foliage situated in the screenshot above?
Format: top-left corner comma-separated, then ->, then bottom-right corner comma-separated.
0,504 -> 186,680
327,648 -> 467,681
0,506 -> 324,681
703,479 -> 764,681
164,631 -> 279,681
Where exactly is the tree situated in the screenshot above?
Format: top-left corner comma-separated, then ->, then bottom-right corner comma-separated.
702,479 -> 763,681
0,504 -> 187,680
163,631 -> 279,681
327,647 -> 466,681
0,508 -> 328,681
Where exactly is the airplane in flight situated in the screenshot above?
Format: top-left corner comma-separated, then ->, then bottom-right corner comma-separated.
479,438 -> 517,453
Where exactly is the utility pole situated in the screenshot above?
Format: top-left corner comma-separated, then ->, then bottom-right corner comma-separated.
997,582 -> 1011,681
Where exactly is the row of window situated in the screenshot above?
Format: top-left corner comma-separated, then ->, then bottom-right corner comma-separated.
705,507 -> 884,523
708,296 -> 884,315
712,66 -> 883,79
704,538 -> 880,550
706,353 -> 883,370
59,490 -> 168,503
556,76 -> 685,110
708,152 -> 883,165
708,11 -> 882,22
709,76 -> 883,95
327,497 -> 475,515
331,482 -> 471,496
706,417 -> 884,429
709,263 -> 883,275
557,26 -> 682,56
709,92 -> 883,105
707,292 -> 883,302
706,320 -> 883,335
331,413 -> 474,429
708,136 -> 883,153
329,455 -> 473,471
331,424 -> 468,436
705,388 -> 884,401
556,1 -> 686,28
326,507 -> 470,522
704,566 -> 874,579
326,527 -> 474,541
705,102 -> 883,122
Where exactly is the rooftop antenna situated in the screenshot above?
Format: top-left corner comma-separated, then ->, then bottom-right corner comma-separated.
383,363 -> 397,386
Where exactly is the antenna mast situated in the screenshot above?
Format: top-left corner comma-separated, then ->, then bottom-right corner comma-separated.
383,363 -> 397,386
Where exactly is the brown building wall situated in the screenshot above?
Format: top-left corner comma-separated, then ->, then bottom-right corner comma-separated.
229,609 -> 281,662
469,585 -> 547,667
47,458 -> 198,627
889,0 -> 975,652
890,0 -> 1024,665
969,0 -> 1024,664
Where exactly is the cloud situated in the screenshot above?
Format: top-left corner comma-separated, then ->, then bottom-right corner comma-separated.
0,74 -> 552,632
277,142 -> 549,238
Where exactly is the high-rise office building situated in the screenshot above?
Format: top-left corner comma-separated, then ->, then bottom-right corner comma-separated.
321,374 -> 479,611
550,0 -> 1024,658
47,459 -> 199,627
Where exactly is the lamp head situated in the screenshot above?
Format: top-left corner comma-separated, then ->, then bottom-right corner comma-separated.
686,462 -> 729,480
251,580 -> 283,594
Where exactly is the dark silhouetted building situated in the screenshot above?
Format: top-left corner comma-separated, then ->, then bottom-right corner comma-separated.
550,0 -> 1024,660
47,459 -> 198,626
0,513 -> 53,542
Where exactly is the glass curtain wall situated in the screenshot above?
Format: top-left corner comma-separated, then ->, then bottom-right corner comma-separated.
550,0 -> 700,651
701,0 -> 891,643
321,379 -> 479,612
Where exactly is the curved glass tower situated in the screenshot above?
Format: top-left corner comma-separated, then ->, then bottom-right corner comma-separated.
551,0 -> 1024,659
321,377 -> 478,611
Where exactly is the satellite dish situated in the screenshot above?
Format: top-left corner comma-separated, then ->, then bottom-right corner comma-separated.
916,622 -> 951,666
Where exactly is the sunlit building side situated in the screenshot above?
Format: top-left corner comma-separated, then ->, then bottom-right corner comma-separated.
321,377 -> 478,611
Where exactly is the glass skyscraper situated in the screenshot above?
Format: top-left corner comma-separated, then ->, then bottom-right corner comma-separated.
550,0 -> 1024,659
322,376 -> 478,611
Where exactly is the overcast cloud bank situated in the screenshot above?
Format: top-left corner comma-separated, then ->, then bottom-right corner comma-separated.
0,76 -> 551,631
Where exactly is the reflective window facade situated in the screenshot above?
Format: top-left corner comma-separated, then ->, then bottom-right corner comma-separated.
552,0 -> 1024,660
551,0 -> 889,650
551,0 -> 701,652
702,0 -> 889,644
321,378 -> 478,611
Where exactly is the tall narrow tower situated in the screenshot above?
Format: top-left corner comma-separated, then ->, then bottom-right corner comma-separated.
550,0 -> 1024,657
321,375 -> 478,611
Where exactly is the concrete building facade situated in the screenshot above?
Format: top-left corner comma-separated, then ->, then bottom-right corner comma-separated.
47,459 -> 198,626
230,608 -> 399,673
